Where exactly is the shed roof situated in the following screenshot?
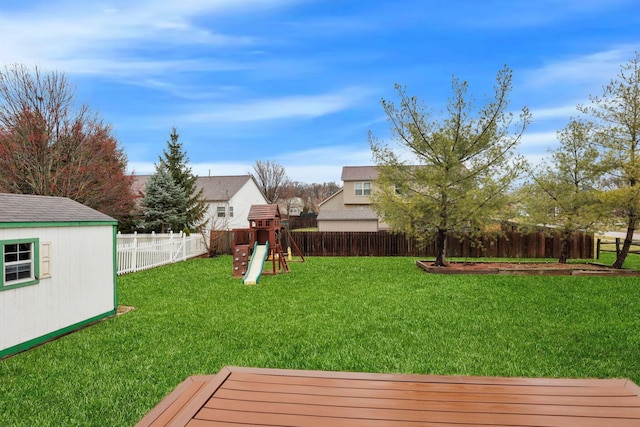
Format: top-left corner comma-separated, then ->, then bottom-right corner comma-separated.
341,166 -> 379,181
317,209 -> 379,221
247,204 -> 281,220
0,193 -> 116,223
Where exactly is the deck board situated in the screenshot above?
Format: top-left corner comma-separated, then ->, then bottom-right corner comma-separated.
136,366 -> 640,427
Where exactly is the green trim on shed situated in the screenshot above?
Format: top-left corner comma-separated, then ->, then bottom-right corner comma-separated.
0,221 -> 117,229
112,225 -> 118,312
0,309 -> 116,359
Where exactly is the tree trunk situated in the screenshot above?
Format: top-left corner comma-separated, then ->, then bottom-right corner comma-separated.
434,229 -> 448,266
558,231 -> 571,264
612,216 -> 637,269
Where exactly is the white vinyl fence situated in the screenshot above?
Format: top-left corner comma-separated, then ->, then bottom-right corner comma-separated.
116,231 -> 208,275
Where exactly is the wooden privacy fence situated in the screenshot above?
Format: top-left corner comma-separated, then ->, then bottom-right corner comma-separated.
117,231 -> 208,275
210,230 -> 234,255
284,217 -> 318,230
289,230 -> 594,258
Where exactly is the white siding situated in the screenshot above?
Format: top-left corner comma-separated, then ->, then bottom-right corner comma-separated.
204,202 -> 234,231
204,180 -> 268,230
0,225 -> 115,353
229,180 -> 268,229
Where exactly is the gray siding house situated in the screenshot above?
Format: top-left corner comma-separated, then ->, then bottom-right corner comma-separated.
317,166 -> 389,232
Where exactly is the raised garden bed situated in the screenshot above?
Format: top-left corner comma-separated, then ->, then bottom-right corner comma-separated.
416,260 -> 640,276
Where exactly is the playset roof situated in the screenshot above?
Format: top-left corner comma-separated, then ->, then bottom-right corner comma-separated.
247,204 -> 280,221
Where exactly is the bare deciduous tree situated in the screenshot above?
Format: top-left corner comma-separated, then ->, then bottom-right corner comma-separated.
296,181 -> 341,213
252,160 -> 288,204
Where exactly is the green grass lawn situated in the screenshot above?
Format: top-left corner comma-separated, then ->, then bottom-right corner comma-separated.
1,255 -> 640,426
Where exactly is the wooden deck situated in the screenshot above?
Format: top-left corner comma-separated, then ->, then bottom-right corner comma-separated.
136,366 -> 640,426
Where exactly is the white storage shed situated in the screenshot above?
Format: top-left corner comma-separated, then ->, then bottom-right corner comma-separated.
0,193 -> 118,358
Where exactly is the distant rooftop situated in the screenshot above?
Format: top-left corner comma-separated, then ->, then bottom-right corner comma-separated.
196,175 -> 255,201
341,166 -> 379,181
133,175 -> 258,202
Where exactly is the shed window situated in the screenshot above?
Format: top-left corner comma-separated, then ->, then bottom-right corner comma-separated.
355,182 -> 371,196
217,206 -> 226,218
229,207 -> 234,218
2,239 -> 39,290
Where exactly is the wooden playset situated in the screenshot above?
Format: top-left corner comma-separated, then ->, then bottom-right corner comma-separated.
232,204 -> 304,284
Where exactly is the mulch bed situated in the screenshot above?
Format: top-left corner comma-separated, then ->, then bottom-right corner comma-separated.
416,260 -> 640,276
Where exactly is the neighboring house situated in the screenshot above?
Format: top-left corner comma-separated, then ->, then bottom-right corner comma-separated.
133,174 -> 268,231
0,193 -> 117,358
278,196 -> 305,218
317,166 -> 389,232
197,175 -> 268,230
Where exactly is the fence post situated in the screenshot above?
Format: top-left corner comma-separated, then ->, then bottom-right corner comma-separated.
616,238 -> 621,256
182,233 -> 187,261
132,238 -> 138,273
596,239 -> 601,259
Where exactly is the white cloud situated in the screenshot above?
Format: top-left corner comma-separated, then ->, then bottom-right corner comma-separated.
191,162 -> 254,177
177,87 -> 373,124
130,142 -> 372,184
281,145 -> 371,164
128,162 -> 155,176
43,58 -> 248,78
0,0 -> 301,76
529,105 -> 579,121
131,160 -> 343,184
524,46 -> 639,90
520,131 -> 558,150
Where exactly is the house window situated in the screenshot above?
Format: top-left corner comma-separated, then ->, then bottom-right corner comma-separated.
217,206 -> 226,218
2,239 -> 39,290
355,182 -> 371,196
229,207 -> 234,218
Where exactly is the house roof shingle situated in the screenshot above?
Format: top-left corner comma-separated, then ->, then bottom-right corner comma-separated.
0,193 -> 116,223
341,166 -> 379,181
196,175 -> 255,201
133,175 -> 258,202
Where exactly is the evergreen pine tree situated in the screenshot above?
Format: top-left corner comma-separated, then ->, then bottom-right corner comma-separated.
140,164 -> 187,233
158,127 -> 207,230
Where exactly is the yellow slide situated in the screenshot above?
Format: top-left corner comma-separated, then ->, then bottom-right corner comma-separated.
242,242 -> 269,285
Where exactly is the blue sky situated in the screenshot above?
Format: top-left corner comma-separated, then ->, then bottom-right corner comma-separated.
1,0 -> 639,183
